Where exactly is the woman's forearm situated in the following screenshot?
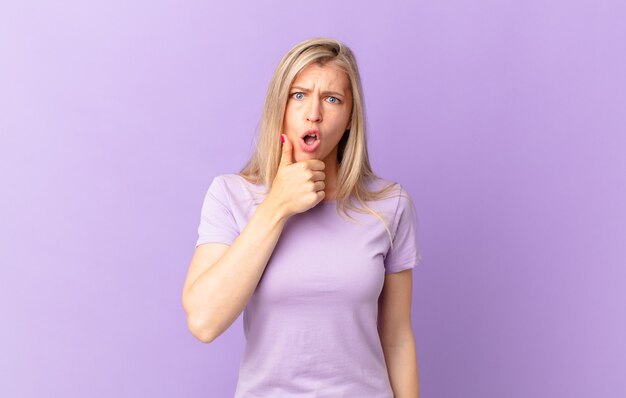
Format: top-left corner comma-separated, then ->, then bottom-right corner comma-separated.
183,198 -> 289,342
381,329 -> 420,398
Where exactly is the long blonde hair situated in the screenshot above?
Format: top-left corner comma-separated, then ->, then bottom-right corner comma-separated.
238,37 -> 412,249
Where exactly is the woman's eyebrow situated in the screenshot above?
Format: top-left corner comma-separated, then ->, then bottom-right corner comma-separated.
291,85 -> 345,98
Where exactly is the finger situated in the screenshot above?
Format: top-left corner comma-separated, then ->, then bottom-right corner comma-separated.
313,180 -> 325,191
311,171 -> 326,181
305,160 -> 326,171
279,133 -> 294,167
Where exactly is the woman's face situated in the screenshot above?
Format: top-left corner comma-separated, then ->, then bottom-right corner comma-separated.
282,62 -> 353,164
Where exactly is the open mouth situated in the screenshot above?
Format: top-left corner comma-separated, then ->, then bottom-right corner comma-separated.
300,132 -> 320,152
302,133 -> 318,145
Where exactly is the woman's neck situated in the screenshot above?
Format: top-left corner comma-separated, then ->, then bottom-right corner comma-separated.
322,156 -> 338,200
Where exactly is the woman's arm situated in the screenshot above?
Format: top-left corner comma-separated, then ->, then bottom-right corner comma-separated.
183,140 -> 327,343
182,198 -> 289,343
378,269 -> 420,398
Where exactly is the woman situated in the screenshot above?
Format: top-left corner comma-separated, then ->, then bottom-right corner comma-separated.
182,37 -> 422,397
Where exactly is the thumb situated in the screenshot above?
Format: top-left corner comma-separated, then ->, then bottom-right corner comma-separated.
279,133 -> 294,167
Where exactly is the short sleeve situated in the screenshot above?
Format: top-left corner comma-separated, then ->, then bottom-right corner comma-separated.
384,186 -> 422,274
196,176 -> 240,247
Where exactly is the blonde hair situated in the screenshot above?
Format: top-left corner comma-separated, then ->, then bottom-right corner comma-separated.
238,37 -> 412,249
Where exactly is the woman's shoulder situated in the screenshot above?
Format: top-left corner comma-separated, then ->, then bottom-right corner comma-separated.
210,173 -> 259,188
363,176 -> 404,198
362,176 -> 414,214
211,173 -> 267,206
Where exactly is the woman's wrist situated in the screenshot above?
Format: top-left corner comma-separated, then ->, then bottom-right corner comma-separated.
259,196 -> 291,224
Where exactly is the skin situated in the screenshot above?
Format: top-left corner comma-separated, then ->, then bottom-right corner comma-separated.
281,62 -> 353,200
378,269 -> 420,397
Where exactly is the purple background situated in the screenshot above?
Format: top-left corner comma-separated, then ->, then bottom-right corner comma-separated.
1,1 -> 625,397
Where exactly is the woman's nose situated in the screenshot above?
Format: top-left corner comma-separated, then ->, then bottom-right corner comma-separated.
306,97 -> 322,123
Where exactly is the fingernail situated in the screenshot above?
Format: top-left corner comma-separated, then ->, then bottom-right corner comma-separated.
280,134 -> 285,143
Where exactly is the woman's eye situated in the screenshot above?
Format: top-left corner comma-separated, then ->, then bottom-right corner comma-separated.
290,92 -> 340,104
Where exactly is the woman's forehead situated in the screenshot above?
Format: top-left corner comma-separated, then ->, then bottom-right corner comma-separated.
291,64 -> 351,93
